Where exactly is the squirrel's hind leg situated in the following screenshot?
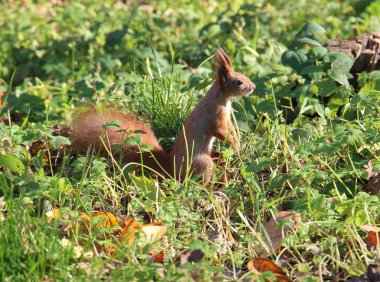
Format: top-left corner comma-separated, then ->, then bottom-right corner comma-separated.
191,154 -> 214,184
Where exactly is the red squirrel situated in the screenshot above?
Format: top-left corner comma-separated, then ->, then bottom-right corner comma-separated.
71,49 -> 255,181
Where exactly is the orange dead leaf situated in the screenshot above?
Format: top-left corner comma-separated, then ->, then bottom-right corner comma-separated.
0,92 -> 4,108
76,211 -> 120,234
121,218 -> 169,247
148,251 -> 164,263
92,211 -> 120,230
29,140 -> 49,162
360,224 -> 380,248
247,258 -> 290,282
363,231 -> 380,248
247,258 -> 286,275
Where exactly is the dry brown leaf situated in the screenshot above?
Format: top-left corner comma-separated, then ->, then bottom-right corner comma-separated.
363,231 -> 380,248
0,91 -> 5,108
29,140 -> 50,162
247,258 -> 290,282
75,211 -> 120,234
141,223 -> 169,242
121,218 -> 169,247
255,211 -> 301,256
91,211 -> 120,232
247,258 -> 286,275
148,251 -> 165,263
78,211 -> 91,222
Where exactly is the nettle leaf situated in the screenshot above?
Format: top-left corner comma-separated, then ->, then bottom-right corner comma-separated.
310,46 -> 328,59
347,128 -> 363,145
124,135 -> 142,146
130,174 -> 160,203
328,69 -> 352,86
0,154 -> 26,175
328,88 -> 351,109
49,136 -> 71,149
281,49 -> 308,73
301,65 -> 324,81
292,37 -> 322,48
133,130 -> 147,135
368,70 -> 380,81
140,144 -> 154,152
354,209 -> 368,227
331,55 -> 354,72
314,104 -> 325,117
314,79 -> 338,97
295,22 -> 326,38
103,120 -> 121,129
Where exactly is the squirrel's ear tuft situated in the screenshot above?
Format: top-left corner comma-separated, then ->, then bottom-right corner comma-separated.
214,48 -> 233,78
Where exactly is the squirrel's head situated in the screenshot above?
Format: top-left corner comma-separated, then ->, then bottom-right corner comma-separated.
214,48 -> 255,98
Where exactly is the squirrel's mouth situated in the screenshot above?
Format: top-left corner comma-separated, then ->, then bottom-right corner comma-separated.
243,88 -> 254,96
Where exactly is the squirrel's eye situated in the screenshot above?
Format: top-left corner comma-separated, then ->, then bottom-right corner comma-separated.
237,80 -> 243,86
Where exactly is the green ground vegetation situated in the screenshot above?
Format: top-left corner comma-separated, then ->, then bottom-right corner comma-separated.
0,0 -> 379,280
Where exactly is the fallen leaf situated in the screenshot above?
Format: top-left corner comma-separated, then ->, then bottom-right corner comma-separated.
75,211 -> 120,234
92,211 -> 120,231
29,140 -> 49,162
247,258 -> 290,282
247,258 -> 286,275
46,208 -> 60,223
121,218 -> 169,247
255,211 -> 301,256
148,251 -> 164,263
363,231 -> 380,248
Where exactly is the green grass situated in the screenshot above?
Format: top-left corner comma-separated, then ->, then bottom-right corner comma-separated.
1,0 -> 380,281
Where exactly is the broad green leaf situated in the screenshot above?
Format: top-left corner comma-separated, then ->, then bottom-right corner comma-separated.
130,174 -> 160,202
354,209 -> 367,227
310,46 -> 328,59
133,130 -> 147,135
328,69 -> 351,86
281,49 -> 308,73
331,55 -> 354,73
301,65 -> 324,81
140,144 -> 154,152
293,37 -> 322,47
314,79 -> 338,97
49,136 -> 71,149
124,135 -> 142,146
0,154 -> 25,175
103,120 -> 121,129
368,70 -> 380,81
295,22 -> 326,38
328,88 -> 351,109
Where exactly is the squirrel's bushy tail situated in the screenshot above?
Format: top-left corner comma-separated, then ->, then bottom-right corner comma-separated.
70,106 -> 170,174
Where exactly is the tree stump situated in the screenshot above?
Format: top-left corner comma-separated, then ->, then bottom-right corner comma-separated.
325,32 -> 380,74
